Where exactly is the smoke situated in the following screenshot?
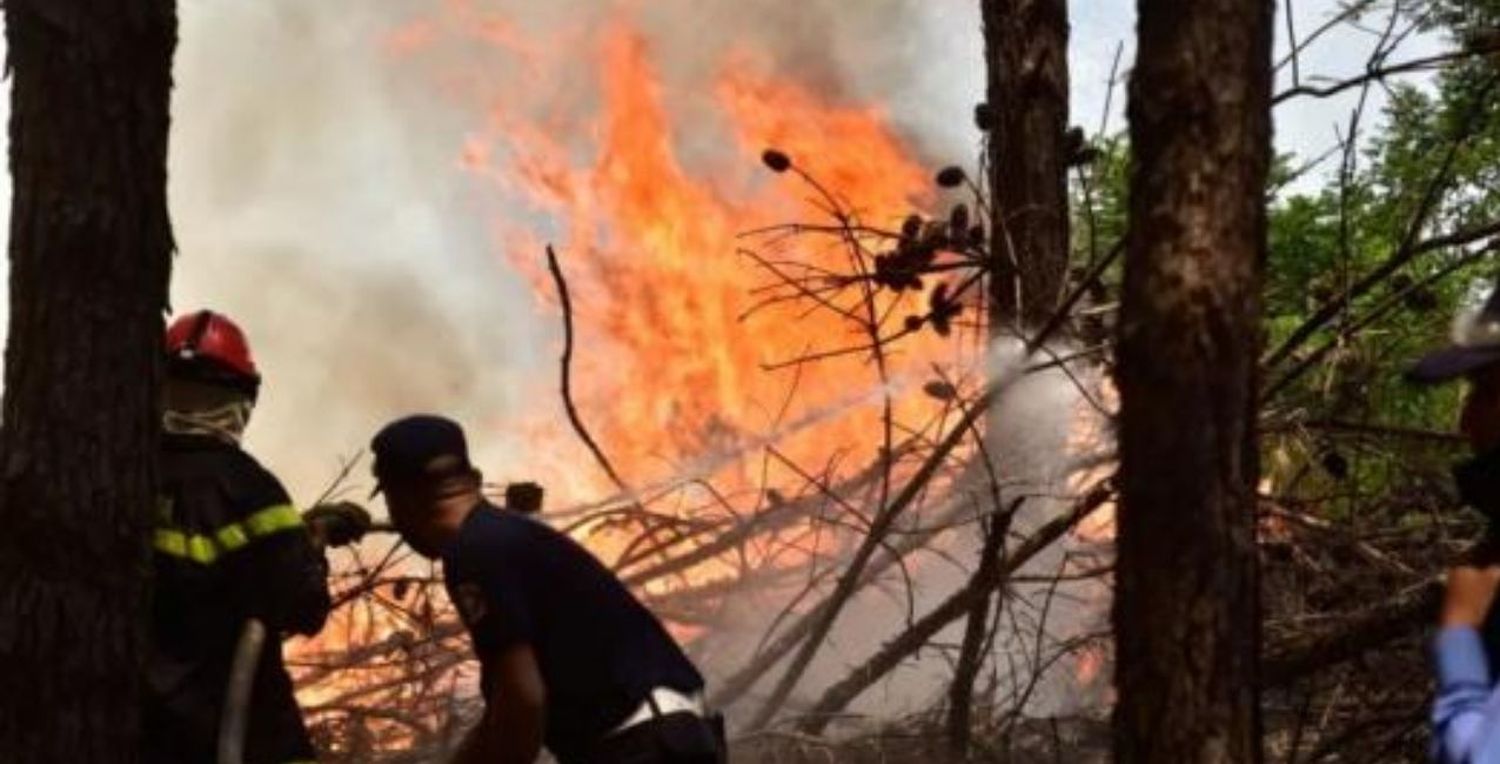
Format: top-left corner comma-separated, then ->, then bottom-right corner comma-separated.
155,0 -> 999,501
171,2 -> 1115,725
631,0 -> 985,157
0,0 -> 1115,730
0,0 -> 1140,499
169,1 -> 539,496
686,339 -> 1113,727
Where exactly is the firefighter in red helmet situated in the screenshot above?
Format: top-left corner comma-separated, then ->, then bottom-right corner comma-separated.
144,310 -> 365,764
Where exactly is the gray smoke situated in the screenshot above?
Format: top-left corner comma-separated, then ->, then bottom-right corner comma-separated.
686,340 -> 1113,727
171,1 -> 543,495
0,1 -> 1111,727
162,0 -> 995,499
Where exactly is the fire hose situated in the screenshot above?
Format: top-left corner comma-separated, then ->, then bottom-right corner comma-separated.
217,503 -> 371,764
217,619 -> 267,764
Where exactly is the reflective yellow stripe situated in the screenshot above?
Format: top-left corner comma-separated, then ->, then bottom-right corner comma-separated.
154,504 -> 305,565
189,535 -> 217,564
153,529 -> 186,558
153,529 -> 219,565
243,504 -> 304,538
215,522 -> 250,552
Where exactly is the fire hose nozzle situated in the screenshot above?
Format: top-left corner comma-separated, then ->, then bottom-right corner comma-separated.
506,481 -> 544,514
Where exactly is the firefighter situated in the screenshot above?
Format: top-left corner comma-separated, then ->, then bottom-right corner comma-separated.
369,414 -> 726,764
1411,286 -> 1500,763
144,310 -> 365,764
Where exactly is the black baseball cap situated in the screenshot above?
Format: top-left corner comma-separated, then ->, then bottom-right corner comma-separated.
1408,284 -> 1500,384
370,414 -> 474,495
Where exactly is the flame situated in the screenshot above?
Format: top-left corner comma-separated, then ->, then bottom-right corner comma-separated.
298,6 -> 968,731
1069,378 -> 1118,544
1075,644 -> 1105,686
449,18 -> 956,500
291,544 -> 473,753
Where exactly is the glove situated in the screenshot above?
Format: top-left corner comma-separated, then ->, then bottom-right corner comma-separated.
506,482 -> 544,514
304,501 -> 372,548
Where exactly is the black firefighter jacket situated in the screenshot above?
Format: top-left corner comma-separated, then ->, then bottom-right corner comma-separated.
144,433 -> 331,764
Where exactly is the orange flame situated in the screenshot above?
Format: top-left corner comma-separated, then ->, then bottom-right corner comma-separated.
298,7 -> 983,727
299,9 -> 1139,733
443,18 -> 959,500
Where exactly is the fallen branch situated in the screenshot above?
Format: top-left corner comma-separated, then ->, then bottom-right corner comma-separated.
797,479 -> 1114,734
707,484 -> 981,709
1261,576 -> 1442,689
622,449 -> 901,588
745,377 -> 1013,728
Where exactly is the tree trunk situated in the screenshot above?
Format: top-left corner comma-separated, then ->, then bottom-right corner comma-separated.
0,2 -> 177,761
957,2 -> 1071,755
1112,0 -> 1272,761
982,0 -> 1071,332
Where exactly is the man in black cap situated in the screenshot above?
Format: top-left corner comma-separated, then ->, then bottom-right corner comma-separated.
1411,288 -> 1500,763
370,414 -> 725,764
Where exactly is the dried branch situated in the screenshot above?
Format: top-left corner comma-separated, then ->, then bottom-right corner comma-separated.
797,480 -> 1115,734
745,370 -> 1020,728
546,244 -> 629,492
707,482 -> 982,709
1261,577 -> 1442,688
945,497 -> 1024,756
1263,223 -> 1500,401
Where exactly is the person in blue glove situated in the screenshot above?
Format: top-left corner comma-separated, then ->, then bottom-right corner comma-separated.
1411,285 -> 1500,763
1435,559 -> 1500,762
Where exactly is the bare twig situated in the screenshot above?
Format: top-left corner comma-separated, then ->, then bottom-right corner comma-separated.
797,480 -> 1114,734
546,245 -> 629,492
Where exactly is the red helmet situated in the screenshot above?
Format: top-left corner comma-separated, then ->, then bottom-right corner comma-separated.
165,310 -> 261,393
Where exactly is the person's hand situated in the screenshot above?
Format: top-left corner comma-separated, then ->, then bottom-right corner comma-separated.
1443,563 -> 1500,628
304,502 -> 373,549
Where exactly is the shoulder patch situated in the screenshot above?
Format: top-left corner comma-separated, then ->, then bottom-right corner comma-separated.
453,582 -> 489,627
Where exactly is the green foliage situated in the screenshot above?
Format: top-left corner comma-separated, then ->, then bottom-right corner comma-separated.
1067,13 -> 1500,515
1052,8 -> 1500,754
1414,0 -> 1500,39
1071,135 -> 1128,265
1260,5 -> 1500,504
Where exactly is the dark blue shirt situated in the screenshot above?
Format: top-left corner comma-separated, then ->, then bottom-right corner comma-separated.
443,503 -> 704,760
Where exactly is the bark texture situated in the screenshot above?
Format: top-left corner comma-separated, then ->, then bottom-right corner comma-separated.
982,0 -> 1071,331
1112,0 -> 1273,761
0,2 -> 177,761
961,0 -> 1071,751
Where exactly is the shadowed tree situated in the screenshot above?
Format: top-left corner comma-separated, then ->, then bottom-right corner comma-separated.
947,1 -> 1071,757
0,1 -> 177,761
981,0 -> 1071,333
1112,0 -> 1273,761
